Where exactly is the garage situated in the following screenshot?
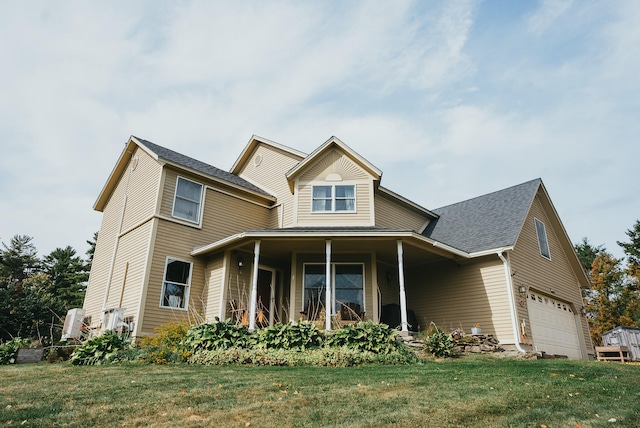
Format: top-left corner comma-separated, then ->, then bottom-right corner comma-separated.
527,292 -> 583,359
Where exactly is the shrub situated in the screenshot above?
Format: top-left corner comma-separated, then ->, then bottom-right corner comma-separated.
423,331 -> 457,358
136,322 -> 190,364
325,321 -> 401,354
189,347 -> 416,367
0,338 -> 31,365
182,318 -> 250,352
249,321 -> 323,350
70,331 -> 131,365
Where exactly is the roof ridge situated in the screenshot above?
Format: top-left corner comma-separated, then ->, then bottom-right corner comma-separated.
434,178 -> 541,211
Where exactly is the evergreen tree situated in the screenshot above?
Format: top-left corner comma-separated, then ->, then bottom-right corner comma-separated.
574,237 -> 605,275
42,246 -> 89,309
618,219 -> 640,289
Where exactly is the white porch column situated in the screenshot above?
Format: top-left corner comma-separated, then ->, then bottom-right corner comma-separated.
248,240 -> 261,331
325,240 -> 332,331
397,240 -> 409,333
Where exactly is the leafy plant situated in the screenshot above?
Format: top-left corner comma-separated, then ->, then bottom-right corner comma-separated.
0,338 -> 31,365
182,318 -> 250,352
423,331 -> 457,358
136,322 -> 190,364
70,331 -> 131,365
325,320 -> 401,354
249,321 -> 323,351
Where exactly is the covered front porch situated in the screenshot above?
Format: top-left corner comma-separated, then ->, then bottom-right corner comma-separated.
192,229 -> 463,333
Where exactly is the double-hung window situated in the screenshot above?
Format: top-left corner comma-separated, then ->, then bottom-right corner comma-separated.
534,218 -> 551,260
172,177 -> 203,223
312,185 -> 355,212
161,258 -> 192,309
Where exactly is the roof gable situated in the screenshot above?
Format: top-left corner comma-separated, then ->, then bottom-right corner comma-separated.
423,179 -> 541,253
285,136 -> 382,192
230,135 -> 306,175
94,136 -> 275,211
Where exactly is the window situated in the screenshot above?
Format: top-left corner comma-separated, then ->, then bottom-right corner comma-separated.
172,177 -> 203,223
303,263 -> 364,320
534,218 -> 551,260
311,185 -> 355,212
161,258 -> 192,309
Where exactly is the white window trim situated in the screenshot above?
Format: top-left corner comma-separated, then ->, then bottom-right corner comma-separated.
310,184 -> 357,213
159,256 -> 193,311
534,218 -> 551,260
302,262 -> 366,315
172,176 -> 204,224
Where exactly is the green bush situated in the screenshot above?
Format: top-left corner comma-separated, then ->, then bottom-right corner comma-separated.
325,321 -> 401,354
0,338 -> 31,365
70,331 -> 131,365
249,321 -> 323,350
182,318 -> 250,352
423,331 -> 457,358
189,347 -> 416,367
136,322 -> 190,364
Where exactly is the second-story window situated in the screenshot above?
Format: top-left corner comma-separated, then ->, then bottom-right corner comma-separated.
172,177 -> 203,223
312,185 -> 355,212
534,218 -> 551,260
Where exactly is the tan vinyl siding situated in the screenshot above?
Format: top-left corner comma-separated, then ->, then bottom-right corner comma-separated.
374,193 -> 430,231
120,147 -> 162,231
299,149 -> 370,182
102,221 -> 153,323
224,251 -> 252,321
204,255 -> 225,322
236,144 -> 301,228
141,219 -> 206,333
83,149 -> 161,326
159,169 -> 271,245
509,196 -> 593,355
406,258 -> 513,343
296,182 -> 372,226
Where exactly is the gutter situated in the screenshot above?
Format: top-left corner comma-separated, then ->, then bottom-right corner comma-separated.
498,251 -> 527,353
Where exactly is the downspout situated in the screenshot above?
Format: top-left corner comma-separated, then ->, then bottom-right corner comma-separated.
497,251 -> 527,353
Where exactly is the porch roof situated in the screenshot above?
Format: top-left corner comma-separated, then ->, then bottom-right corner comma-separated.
190,226 -> 478,264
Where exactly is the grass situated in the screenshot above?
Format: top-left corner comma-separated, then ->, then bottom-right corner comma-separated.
1,354 -> 639,427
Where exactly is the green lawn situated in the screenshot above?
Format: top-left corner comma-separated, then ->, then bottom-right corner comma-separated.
1,355 -> 639,427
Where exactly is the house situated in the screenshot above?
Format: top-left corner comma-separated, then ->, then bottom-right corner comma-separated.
82,135 -> 594,359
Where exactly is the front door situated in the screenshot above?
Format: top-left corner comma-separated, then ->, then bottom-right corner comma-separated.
256,268 -> 274,327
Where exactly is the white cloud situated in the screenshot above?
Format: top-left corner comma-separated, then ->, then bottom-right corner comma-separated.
528,0 -> 575,35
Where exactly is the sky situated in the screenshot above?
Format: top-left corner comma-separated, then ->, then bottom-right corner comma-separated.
0,0 -> 638,261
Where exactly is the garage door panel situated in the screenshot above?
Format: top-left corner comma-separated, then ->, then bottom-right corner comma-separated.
528,292 -> 582,359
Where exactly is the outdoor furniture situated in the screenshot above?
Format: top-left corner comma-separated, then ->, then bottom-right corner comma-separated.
595,346 -> 630,362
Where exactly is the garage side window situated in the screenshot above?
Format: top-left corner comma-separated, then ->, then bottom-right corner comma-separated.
534,218 -> 551,260
161,257 -> 192,310
172,177 -> 203,223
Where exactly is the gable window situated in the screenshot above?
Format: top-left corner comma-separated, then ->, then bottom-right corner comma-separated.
160,257 -> 192,309
303,263 -> 364,320
172,177 -> 203,223
312,185 -> 355,212
534,218 -> 551,260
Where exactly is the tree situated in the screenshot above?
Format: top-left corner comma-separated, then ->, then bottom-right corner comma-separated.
574,237 -> 605,275
0,235 -> 40,287
618,219 -> 640,289
587,251 -> 640,345
86,231 -> 98,270
42,246 -> 89,310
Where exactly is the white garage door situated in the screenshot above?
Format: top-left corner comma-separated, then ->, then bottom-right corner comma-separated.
527,292 -> 583,359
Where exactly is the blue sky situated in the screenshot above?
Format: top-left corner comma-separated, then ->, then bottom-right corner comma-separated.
0,0 -> 638,260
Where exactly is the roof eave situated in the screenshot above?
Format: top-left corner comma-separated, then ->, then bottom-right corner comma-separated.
377,186 -> 439,219
93,136 -> 144,211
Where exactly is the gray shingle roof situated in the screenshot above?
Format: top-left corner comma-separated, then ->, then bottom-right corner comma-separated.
422,179 -> 541,253
134,136 -> 273,198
